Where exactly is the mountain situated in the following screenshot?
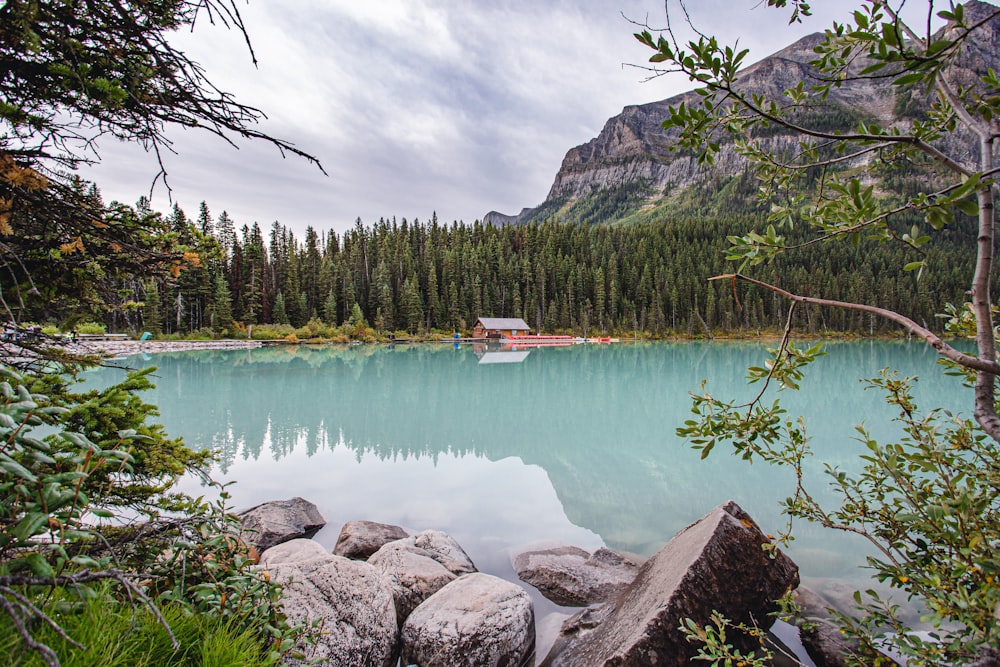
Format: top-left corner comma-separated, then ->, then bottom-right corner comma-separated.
484,0 -> 1000,226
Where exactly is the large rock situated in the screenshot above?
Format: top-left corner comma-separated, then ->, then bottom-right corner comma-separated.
368,541 -> 458,625
259,537 -> 331,568
389,529 -> 477,576
262,538 -> 398,667
400,572 -> 535,667
238,497 -> 326,552
334,520 -> 410,560
541,501 -> 799,667
514,545 -> 642,607
793,586 -> 857,667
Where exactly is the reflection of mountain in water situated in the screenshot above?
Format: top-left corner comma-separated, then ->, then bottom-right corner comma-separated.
93,341 -> 964,559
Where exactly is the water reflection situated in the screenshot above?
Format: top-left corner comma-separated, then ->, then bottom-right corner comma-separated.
88,340 -> 968,584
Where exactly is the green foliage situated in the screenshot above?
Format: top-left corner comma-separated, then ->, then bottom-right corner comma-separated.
0,587 -> 270,667
0,0 -> 318,333
73,322 -> 106,335
634,1 -> 999,282
28,367 -> 211,511
645,1 -> 1000,662
0,365 -> 309,665
168,212 -> 978,341
680,611 -> 770,666
680,363 -> 1000,665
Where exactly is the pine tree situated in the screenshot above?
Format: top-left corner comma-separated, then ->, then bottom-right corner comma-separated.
211,270 -> 234,334
197,201 -> 213,236
143,280 -> 162,335
322,290 -> 338,326
272,292 -> 289,325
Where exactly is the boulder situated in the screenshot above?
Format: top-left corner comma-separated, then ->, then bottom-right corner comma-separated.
794,586 -> 857,667
513,545 -> 642,606
334,520 -> 410,560
389,529 -> 477,576
368,541 -> 458,625
260,537 -> 332,568
238,497 -> 326,552
263,539 -> 398,667
400,572 -> 535,667
541,501 -> 799,667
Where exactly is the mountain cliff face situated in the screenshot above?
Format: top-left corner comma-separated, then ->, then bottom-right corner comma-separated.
485,0 -> 1000,226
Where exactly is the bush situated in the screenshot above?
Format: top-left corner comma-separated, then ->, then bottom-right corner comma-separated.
248,324 -> 295,340
75,321 -> 106,335
0,364 -> 311,665
680,356 -> 1000,665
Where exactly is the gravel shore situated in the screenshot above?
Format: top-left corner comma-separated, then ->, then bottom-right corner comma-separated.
69,339 -> 265,357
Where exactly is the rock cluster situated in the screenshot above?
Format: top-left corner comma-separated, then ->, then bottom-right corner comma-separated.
69,338 -> 264,357
241,499 -> 815,667
539,501 -> 799,666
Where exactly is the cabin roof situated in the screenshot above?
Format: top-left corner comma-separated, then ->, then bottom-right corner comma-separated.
475,317 -> 530,330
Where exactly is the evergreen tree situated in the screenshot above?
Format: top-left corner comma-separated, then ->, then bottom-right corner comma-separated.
197,201 -> 213,236
322,290 -> 338,326
211,270 -> 234,334
142,281 -> 162,335
401,274 -> 423,334
272,292 -> 289,325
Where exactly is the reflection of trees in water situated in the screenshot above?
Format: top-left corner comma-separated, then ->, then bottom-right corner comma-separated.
93,341 -> 967,559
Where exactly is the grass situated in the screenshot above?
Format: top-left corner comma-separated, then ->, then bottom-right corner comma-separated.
1,589 -> 271,667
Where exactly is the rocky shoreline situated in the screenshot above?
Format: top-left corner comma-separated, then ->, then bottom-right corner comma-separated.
69,338 -> 264,357
235,497 -> 868,667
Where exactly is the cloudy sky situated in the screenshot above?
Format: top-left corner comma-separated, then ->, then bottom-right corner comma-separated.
79,1 -> 882,236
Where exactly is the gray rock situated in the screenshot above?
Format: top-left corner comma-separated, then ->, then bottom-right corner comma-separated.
794,586 -> 858,667
265,542 -> 398,667
368,541 -> 458,625
334,520 -> 410,560
514,545 -> 642,607
259,537 -> 332,568
541,500 -> 799,667
401,572 -> 535,667
391,529 -> 477,575
238,497 -> 326,552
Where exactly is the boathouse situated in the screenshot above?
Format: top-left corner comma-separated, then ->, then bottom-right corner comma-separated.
472,317 -> 531,339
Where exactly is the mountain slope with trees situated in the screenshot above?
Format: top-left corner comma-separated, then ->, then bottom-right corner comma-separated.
485,0 -> 1000,227
96,202 -> 978,339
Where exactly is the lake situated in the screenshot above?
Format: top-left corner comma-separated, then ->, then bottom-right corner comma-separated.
88,340 -> 969,652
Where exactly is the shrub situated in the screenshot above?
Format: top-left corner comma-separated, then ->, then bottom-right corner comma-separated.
249,324 -> 294,340
75,322 -> 106,335
0,364 -> 311,665
295,317 -> 331,340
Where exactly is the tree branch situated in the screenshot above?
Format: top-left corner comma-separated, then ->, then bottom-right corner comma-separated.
710,273 -> 1000,378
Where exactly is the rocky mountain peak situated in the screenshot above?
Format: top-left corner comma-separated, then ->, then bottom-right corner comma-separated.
484,1 -> 1000,226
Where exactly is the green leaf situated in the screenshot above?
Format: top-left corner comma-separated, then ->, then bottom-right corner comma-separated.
893,72 -> 926,87
955,199 -> 979,217
0,454 -> 37,482
13,513 -> 49,543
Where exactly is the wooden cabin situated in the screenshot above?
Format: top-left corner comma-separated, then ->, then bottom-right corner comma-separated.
472,317 -> 531,339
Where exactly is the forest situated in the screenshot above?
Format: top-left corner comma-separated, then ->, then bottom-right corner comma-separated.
18,184 -> 980,339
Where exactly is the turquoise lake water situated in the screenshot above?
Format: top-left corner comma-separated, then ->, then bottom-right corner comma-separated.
88,340 -> 970,648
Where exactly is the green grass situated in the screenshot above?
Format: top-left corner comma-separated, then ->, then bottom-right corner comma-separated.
1,590 -> 270,667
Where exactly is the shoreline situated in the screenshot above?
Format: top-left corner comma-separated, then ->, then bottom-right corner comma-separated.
72,338 -> 265,357
75,331 -> 930,357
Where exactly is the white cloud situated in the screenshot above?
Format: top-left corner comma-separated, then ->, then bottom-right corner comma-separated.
79,1 -> 921,234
